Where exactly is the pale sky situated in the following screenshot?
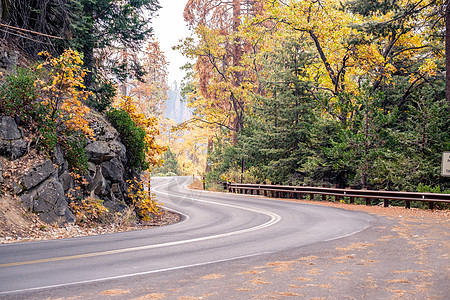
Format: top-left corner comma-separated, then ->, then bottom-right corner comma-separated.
151,0 -> 192,85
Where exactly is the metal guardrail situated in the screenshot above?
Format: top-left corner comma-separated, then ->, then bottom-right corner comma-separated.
225,183 -> 450,209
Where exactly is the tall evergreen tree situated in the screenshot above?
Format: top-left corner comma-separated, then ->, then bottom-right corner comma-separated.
70,0 -> 161,89
240,39 -> 317,184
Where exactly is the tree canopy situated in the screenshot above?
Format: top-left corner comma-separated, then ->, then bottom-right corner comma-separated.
181,0 -> 449,193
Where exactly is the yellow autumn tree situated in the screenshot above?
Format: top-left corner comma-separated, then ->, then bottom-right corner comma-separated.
245,0 -> 441,124
156,118 -> 209,176
179,1 -> 265,144
36,49 -> 93,137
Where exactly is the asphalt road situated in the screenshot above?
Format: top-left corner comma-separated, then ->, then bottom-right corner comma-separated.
0,176 -> 376,298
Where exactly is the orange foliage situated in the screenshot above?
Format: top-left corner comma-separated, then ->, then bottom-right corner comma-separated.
116,95 -> 166,167
36,49 -> 93,137
127,173 -> 161,220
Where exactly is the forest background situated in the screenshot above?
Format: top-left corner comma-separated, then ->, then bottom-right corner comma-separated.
179,0 -> 450,196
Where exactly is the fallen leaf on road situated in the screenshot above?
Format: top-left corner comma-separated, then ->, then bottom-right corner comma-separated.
101,289 -> 131,295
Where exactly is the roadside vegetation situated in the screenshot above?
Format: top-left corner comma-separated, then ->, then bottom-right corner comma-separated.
0,0 -> 168,225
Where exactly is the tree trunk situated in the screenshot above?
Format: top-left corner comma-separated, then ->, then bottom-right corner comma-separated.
205,137 -> 213,172
121,50 -> 128,96
231,0 -> 242,145
82,6 -> 95,90
446,2 -> 450,103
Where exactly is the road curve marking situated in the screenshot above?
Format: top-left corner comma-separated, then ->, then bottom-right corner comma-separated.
0,178 -> 281,268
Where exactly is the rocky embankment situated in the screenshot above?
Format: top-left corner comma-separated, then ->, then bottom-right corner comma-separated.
0,111 -> 177,243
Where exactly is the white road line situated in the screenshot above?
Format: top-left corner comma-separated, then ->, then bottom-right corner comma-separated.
0,252 -> 273,295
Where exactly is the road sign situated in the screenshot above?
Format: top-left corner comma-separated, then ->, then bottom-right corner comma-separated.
442,152 -> 450,177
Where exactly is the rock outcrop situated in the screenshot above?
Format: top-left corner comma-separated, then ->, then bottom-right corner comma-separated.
0,111 -> 134,226
84,110 -> 131,207
0,116 -> 27,160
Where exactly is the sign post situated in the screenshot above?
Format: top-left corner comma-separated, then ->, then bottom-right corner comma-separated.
442,152 -> 450,177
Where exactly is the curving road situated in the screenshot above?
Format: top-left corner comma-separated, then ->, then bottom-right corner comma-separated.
0,176 -> 375,297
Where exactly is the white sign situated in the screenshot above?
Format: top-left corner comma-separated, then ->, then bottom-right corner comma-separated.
442,152 -> 450,177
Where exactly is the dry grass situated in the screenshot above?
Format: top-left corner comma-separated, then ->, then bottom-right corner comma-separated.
186,178 -> 203,190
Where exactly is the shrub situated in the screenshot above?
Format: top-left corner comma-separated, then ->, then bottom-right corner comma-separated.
32,102 -> 58,151
61,130 -> 88,175
107,108 -> 149,170
0,67 -> 38,121
127,177 -> 160,221
69,197 -> 109,225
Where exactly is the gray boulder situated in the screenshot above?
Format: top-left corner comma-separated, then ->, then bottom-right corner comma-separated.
86,141 -> 114,163
20,160 -> 55,190
0,116 -> 21,140
59,170 -> 74,192
20,176 -> 74,225
0,50 -> 19,71
0,116 -> 27,160
87,165 -> 106,195
9,139 -> 27,159
101,158 -> 124,183
87,110 -> 118,141
109,141 -> 127,163
53,144 -> 68,175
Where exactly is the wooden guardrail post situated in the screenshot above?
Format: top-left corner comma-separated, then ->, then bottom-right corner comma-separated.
428,201 -> 434,209
334,185 -> 340,202
364,187 -> 371,206
383,199 -> 389,207
405,200 -> 410,209
348,187 -> 355,204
